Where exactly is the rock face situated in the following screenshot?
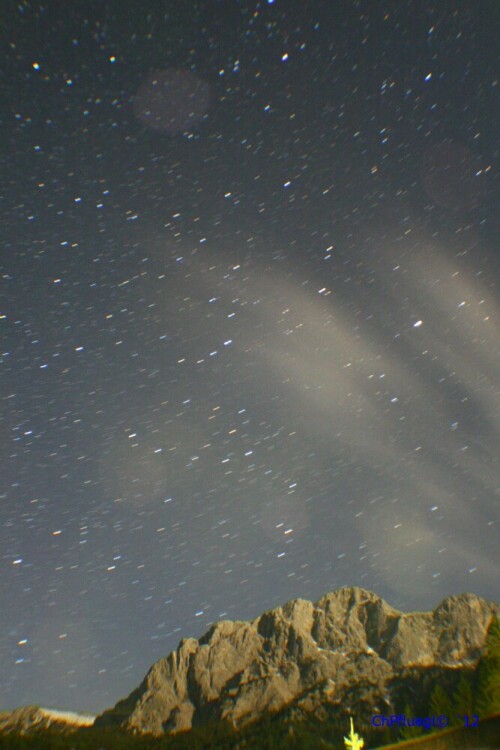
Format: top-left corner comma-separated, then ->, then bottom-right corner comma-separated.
95,587 -> 498,737
0,705 -> 95,734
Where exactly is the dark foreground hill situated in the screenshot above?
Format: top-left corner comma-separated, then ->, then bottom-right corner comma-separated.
0,711 -> 498,749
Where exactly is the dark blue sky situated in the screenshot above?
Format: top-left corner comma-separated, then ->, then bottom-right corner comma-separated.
0,0 -> 498,714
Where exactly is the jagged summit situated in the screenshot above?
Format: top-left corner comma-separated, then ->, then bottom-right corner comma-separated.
95,586 -> 498,737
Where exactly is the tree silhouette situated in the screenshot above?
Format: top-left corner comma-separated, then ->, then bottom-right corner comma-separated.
453,674 -> 474,725
475,616 -> 500,718
429,683 -> 453,725
398,702 -> 424,740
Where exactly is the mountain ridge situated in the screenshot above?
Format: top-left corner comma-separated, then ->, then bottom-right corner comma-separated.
93,585 -> 498,737
0,705 -> 95,735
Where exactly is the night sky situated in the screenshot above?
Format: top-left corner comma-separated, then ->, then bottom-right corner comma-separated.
1,0 -> 498,714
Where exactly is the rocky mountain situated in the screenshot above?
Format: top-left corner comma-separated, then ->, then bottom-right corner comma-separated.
0,705 -> 95,735
95,586 -> 498,738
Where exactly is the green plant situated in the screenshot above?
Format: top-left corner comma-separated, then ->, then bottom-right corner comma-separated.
343,717 -> 364,749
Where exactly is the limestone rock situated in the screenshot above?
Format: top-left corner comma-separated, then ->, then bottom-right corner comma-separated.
95,586 -> 498,736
